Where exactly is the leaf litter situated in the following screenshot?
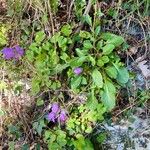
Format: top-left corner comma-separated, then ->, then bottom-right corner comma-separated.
138,60 -> 150,79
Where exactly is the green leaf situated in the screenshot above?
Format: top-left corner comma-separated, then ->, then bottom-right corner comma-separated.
33,120 -> 46,136
0,27 -> 7,46
92,69 -> 103,88
101,80 -> 116,110
100,32 -> 115,40
35,31 -> 45,44
56,131 -> 67,147
96,40 -> 103,50
35,55 -> 46,70
95,26 -> 101,36
79,31 -> 91,39
49,50 -> 59,66
83,40 -> 93,49
51,64 -> 69,75
101,56 -> 109,63
58,36 -> 68,48
102,44 -> 115,55
76,48 -> 88,57
86,90 -> 98,110
96,133 -> 107,143
0,81 -> 7,90
50,32 -> 60,43
85,126 -> 93,133
61,24 -> 72,36
42,41 -> 51,50
8,141 -> 15,150
22,144 -> 29,150
81,77 -> 87,85
105,66 -> 117,79
28,42 -> 38,52
60,52 -> 69,62
73,134 -> 94,150
0,35 -> 7,46
97,59 -> 104,67
71,76 -> 82,89
113,64 -> 129,84
88,55 -> 96,66
101,33 -> 124,47
57,136 -> 67,147
35,143 -> 41,150
84,15 -> 92,26
107,36 -> 124,47
48,142 -> 60,150
42,14 -> 48,23
31,78 -> 40,95
69,56 -> 87,67
36,98 -> 44,106
50,0 -> 59,13
0,109 -> 5,116
44,130 -> 52,140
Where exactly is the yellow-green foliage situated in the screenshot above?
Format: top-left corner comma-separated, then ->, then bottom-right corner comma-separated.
0,25 -> 8,47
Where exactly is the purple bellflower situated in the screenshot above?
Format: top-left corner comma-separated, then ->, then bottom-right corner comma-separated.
59,110 -> 67,123
46,102 -> 68,124
74,67 -> 83,75
1,47 -> 14,60
47,112 -> 56,122
1,45 -> 24,60
14,45 -> 24,59
51,103 -> 60,113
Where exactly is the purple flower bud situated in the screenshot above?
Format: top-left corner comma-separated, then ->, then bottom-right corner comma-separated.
74,67 -> 83,75
1,47 -> 15,60
59,110 -> 67,123
51,103 -> 60,113
47,112 -> 56,122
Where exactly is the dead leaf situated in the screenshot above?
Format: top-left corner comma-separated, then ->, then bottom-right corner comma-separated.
128,47 -> 137,55
138,60 -> 150,78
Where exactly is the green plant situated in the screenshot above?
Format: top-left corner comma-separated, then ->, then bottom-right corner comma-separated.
23,8 -> 130,148
66,103 -> 106,135
44,129 -> 67,150
8,124 -> 22,140
0,25 -> 8,48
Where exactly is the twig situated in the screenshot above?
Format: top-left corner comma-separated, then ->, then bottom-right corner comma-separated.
75,0 -> 92,33
47,0 -> 55,36
68,0 -> 75,21
69,0 -> 92,52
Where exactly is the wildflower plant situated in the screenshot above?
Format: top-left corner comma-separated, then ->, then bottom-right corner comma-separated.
24,10 -> 129,148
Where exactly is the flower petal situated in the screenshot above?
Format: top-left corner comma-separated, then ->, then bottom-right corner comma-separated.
74,67 -> 83,75
59,110 -> 67,122
51,103 -> 60,113
1,47 -> 15,60
47,112 -> 56,122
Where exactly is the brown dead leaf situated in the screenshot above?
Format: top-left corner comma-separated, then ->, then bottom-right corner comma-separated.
128,47 -> 137,55
138,60 -> 150,78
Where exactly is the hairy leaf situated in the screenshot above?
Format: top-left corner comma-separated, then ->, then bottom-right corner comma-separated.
105,66 -> 117,79
71,76 -> 82,89
92,69 -> 103,88
102,44 -> 115,55
114,64 -> 129,84
101,33 -> 124,47
101,80 -> 116,110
